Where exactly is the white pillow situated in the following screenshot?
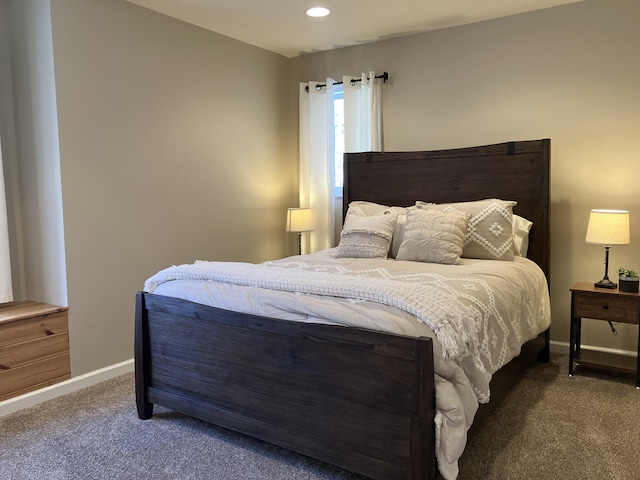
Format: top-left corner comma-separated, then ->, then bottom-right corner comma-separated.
336,213 -> 398,259
390,213 -> 407,259
396,209 -> 471,264
345,201 -> 392,217
416,199 -> 516,261
344,201 -> 409,258
512,214 -> 533,257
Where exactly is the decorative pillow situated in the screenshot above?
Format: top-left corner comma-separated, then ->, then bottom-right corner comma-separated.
336,213 -> 398,259
345,201 -> 409,258
512,214 -> 533,257
396,209 -> 471,264
416,199 -> 517,261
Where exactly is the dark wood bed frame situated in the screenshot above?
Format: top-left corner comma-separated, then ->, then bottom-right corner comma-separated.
135,139 -> 551,480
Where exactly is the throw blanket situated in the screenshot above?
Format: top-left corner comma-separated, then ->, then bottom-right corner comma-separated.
145,260 -> 482,360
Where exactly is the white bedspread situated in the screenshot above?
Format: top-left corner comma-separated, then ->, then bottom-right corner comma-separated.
146,249 -> 551,480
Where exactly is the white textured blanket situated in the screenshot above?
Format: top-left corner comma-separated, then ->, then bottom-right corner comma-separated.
145,260 -> 481,360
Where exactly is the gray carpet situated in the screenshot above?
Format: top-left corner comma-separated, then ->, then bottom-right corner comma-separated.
1,354 -> 639,479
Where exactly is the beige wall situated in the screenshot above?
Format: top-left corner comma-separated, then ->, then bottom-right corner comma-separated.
46,0 -> 296,375
291,0 -> 640,353
5,0 -> 639,377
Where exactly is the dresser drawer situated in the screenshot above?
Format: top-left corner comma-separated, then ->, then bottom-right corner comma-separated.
0,332 -> 70,369
574,293 -> 639,324
0,311 -> 68,348
0,353 -> 71,399
0,302 -> 70,401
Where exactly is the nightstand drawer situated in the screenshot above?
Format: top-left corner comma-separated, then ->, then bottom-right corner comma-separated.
574,294 -> 639,324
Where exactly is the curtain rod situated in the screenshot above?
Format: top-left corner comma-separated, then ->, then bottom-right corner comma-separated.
305,72 -> 388,92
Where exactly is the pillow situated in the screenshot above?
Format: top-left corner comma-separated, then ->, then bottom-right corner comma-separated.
345,201 -> 409,258
512,214 -> 533,257
416,199 -> 517,261
390,213 -> 407,258
336,213 -> 398,259
396,209 -> 471,264
345,201 -> 393,217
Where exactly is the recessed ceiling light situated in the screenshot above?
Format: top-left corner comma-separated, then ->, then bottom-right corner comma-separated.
306,7 -> 331,18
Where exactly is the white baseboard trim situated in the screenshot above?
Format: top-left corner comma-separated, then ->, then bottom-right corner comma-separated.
550,340 -> 638,358
0,358 -> 134,418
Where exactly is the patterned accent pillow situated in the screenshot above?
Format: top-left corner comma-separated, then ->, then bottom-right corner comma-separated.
396,209 -> 471,264
345,201 -> 409,258
416,199 -> 517,261
336,213 -> 398,259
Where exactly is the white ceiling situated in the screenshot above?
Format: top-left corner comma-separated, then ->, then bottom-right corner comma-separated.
125,0 -> 583,58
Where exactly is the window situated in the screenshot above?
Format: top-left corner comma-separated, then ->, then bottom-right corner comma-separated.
333,84 -> 344,197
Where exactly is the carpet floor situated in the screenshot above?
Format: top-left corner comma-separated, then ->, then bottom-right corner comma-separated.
1,354 -> 639,479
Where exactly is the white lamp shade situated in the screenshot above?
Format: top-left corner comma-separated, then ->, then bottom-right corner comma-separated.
585,209 -> 630,245
286,208 -> 314,232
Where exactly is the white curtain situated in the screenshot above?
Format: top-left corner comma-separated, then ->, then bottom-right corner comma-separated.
343,71 -> 383,152
0,138 -> 13,302
299,80 -> 336,253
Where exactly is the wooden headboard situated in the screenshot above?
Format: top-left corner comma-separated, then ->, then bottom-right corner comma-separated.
343,139 -> 551,280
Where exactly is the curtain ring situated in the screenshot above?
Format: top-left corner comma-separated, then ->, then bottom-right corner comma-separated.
350,79 -> 356,86
315,84 -> 322,91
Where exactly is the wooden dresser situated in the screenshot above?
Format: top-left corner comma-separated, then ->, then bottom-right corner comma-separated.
0,301 -> 71,402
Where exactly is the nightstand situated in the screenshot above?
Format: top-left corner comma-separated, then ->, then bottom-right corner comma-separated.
569,282 -> 640,388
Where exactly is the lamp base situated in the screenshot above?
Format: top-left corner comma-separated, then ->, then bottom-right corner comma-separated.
594,278 -> 617,289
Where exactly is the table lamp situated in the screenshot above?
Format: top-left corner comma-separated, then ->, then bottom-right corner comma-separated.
286,207 -> 314,255
585,209 -> 630,289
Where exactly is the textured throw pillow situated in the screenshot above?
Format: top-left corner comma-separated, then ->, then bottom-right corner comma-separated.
345,201 -> 409,258
512,214 -> 533,257
416,199 -> 517,261
396,209 -> 471,264
336,213 -> 398,259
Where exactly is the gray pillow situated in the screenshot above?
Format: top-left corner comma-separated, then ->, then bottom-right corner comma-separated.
336,213 -> 397,259
396,209 -> 471,264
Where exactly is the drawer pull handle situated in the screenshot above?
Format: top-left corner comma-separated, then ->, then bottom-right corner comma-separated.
602,304 -> 609,310
45,329 -> 54,335
0,364 -> 9,371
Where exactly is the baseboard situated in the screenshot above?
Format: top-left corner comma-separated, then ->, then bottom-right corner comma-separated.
0,358 -> 134,418
550,340 -> 638,358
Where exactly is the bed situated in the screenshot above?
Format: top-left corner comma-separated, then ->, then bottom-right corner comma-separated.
135,138 -> 551,480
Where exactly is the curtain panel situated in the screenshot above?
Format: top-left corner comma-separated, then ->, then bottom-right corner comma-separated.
299,80 -> 336,254
0,138 -> 13,302
343,71 -> 383,152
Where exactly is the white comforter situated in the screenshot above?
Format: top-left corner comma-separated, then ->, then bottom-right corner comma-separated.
146,249 -> 551,480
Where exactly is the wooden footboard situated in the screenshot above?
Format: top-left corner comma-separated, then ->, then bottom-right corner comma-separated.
135,292 -> 437,480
